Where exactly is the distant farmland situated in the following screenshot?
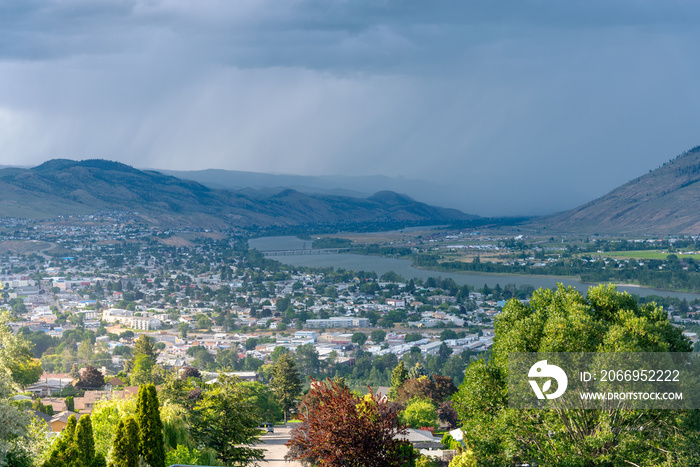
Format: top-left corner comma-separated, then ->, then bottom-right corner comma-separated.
593,250 -> 699,260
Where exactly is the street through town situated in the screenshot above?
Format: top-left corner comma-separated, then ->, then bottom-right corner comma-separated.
256,426 -> 302,466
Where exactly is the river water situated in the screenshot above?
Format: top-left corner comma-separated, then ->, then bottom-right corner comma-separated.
249,236 -> 700,300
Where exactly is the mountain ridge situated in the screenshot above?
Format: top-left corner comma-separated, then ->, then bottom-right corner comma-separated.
0,159 -> 476,229
538,146 -> 700,235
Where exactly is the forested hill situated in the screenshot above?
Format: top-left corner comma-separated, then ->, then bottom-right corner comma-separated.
0,159 -> 476,228
539,146 -> 700,235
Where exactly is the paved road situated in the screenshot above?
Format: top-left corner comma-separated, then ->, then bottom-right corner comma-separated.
256,426 -> 302,466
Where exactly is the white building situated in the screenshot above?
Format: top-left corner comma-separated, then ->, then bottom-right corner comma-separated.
305,317 -> 370,328
102,308 -> 161,330
294,331 -> 317,342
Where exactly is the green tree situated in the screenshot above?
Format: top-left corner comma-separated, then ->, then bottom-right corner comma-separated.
165,445 -> 201,467
388,361 -> 408,400
9,357 -> 43,389
66,396 -> 75,412
189,374 -> 263,465
275,297 -> 291,312
215,348 -> 239,369
70,363 -> 81,381
43,415 -> 78,467
351,332 -> 368,346
130,335 -> 161,385
370,330 -> 386,344
0,312 -> 32,465
12,417 -> 53,467
74,415 -> 95,467
91,396 -> 138,457
270,346 -> 290,363
0,378 -> 28,466
270,354 -> 303,423
136,384 -> 165,467
448,451 -> 477,467
44,415 -> 104,467
196,316 -> 211,330
32,398 -> 46,413
407,362 -> 426,380
133,335 -> 159,361
131,354 -> 155,386
438,342 -> 452,361
189,347 -> 216,371
390,361 -> 408,388
293,344 -> 320,376
416,455 -> 440,467
452,284 -> 697,467
401,397 -> 438,429
0,311 -> 43,389
238,381 -> 283,424
111,417 -> 139,467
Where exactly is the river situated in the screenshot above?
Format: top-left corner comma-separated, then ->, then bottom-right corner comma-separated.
249,236 -> 700,300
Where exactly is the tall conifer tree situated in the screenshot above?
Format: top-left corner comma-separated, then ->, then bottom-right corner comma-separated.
43,415 -> 103,467
388,361 -> 408,400
55,415 -> 78,456
111,418 -> 139,467
136,384 -> 165,467
74,415 -> 95,467
270,353 -> 302,423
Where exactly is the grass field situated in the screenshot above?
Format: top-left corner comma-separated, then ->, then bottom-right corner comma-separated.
596,250 -> 699,260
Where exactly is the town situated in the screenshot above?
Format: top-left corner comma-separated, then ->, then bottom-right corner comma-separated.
3,214 -> 700,466
0,215 -> 512,465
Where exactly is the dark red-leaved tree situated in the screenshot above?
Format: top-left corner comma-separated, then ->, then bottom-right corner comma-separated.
437,400 -> 459,430
180,366 -> 202,380
395,375 -> 457,405
75,365 -> 105,389
286,378 -> 416,467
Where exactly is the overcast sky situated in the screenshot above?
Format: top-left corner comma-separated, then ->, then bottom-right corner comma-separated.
1,0 -> 699,216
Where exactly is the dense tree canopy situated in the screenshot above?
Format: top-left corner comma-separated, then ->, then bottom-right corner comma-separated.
43,414 -> 104,467
237,381 -> 283,424
188,374 -> 263,466
453,284 -> 698,467
293,343 -> 320,376
401,397 -> 438,429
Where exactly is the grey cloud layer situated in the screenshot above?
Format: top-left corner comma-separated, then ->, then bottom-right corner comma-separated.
1,0 -> 699,215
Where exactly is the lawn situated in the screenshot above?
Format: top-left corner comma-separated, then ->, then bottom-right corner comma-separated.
598,250 -> 699,260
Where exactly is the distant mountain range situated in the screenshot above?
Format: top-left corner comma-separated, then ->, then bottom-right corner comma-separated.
158,168 -> 454,204
0,159 -> 476,228
3,147 -> 699,235
539,146 -> 700,235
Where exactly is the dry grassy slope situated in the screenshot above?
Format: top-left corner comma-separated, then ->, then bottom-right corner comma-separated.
540,146 -> 700,235
0,159 -> 476,228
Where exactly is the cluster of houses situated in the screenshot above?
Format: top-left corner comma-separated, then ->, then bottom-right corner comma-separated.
20,373 -> 135,433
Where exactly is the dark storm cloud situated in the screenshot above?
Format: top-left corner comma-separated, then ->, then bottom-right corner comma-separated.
1,0 -> 700,215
